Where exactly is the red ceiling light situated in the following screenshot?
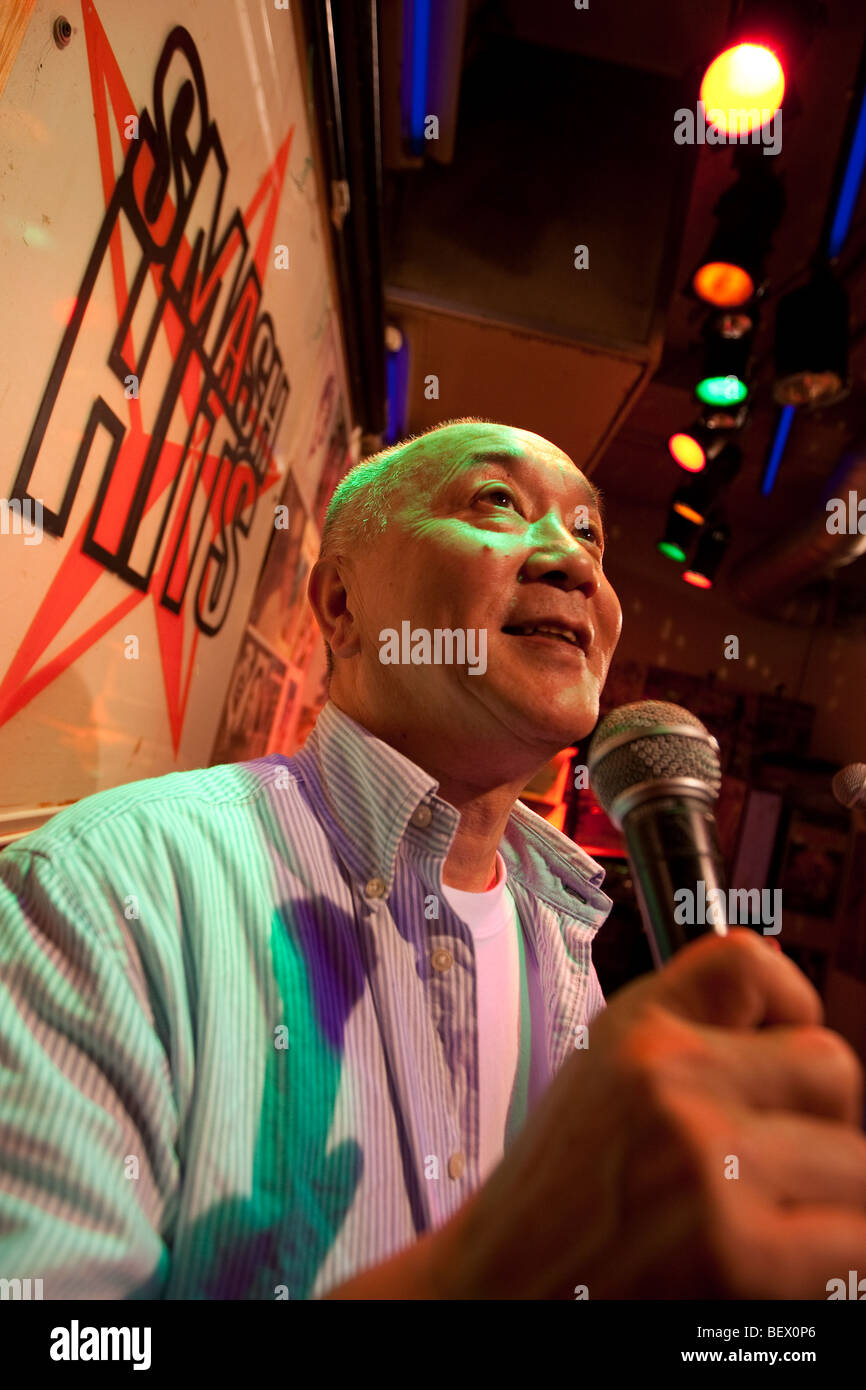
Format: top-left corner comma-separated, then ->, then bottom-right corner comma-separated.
683,569 -> 714,589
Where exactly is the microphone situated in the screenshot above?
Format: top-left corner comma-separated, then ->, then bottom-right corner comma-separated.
831,763 -> 866,810
588,700 -> 727,968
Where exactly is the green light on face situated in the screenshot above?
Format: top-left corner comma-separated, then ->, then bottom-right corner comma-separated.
696,374 -> 748,406
657,540 -> 686,562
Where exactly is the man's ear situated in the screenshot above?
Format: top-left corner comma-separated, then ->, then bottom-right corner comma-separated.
307,557 -> 360,661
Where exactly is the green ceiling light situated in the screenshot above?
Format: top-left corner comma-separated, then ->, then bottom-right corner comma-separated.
696,308 -> 755,407
696,373 -> 749,406
657,540 -> 687,562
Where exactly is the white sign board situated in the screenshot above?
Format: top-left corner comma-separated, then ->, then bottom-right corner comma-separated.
0,0 -> 351,820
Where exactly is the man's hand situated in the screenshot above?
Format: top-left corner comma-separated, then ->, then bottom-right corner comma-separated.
430,928 -> 866,1299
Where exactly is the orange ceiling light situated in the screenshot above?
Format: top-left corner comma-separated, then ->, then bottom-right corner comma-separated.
692,260 -> 755,308
673,501 -> 706,526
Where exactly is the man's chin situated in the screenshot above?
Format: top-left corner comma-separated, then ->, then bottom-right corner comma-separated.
491,684 -> 601,748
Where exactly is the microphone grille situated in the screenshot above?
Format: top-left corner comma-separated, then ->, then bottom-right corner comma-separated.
832,763 -> 866,809
588,700 -> 722,819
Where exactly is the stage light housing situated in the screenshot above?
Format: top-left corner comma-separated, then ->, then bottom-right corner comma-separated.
691,162 -> 784,308
671,477 -> 710,528
722,0 -> 828,77
696,309 -> 755,407
670,445 -> 742,532
773,266 -> 849,408
667,418 -> 730,473
703,441 -> 743,496
669,403 -> 751,474
702,401 -> 749,431
658,499 -> 702,563
682,517 -> 731,589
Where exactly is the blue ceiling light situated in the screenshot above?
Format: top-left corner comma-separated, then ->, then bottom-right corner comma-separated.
827,82 -> 866,258
402,0 -> 432,155
761,404 -> 795,495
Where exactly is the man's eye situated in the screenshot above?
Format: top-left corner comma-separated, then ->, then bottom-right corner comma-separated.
477,486 -> 518,509
576,523 -> 603,546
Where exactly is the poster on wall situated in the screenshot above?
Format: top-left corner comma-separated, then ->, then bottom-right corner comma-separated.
210,627 -> 287,765
0,0 -> 354,825
292,639 -> 331,753
212,469 -> 323,763
292,313 -> 354,531
247,473 -> 320,668
214,303 -> 360,765
267,666 -> 305,758
778,812 -> 847,927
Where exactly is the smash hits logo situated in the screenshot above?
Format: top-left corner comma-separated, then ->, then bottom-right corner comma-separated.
10,20 -> 290,641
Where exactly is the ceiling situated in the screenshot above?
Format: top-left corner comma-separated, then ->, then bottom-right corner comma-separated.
380,0 -> 866,629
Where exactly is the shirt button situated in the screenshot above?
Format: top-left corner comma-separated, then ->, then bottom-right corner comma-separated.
448,1153 -> 465,1180
410,804 -> 432,828
431,948 -> 453,972
364,877 -> 387,899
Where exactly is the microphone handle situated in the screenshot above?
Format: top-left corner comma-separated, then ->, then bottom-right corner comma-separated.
621,793 -> 729,969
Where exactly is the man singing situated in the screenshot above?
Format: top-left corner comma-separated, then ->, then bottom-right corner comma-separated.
1,419 -> 864,1300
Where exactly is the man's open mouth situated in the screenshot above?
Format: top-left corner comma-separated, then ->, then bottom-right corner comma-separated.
502,623 -> 587,651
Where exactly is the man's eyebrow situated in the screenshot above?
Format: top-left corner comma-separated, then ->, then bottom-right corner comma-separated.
463,449 -> 603,513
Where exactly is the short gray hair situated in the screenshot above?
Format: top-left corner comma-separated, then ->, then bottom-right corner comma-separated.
318,417 -> 499,681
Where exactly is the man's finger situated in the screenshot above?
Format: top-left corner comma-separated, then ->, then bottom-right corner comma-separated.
649,928 -> 824,1030
724,1205 -> 866,1300
698,1024 -> 865,1125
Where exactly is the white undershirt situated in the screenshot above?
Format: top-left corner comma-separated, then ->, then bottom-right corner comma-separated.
440,852 -> 549,1180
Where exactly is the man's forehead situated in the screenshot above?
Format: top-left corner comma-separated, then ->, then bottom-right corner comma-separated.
424,427 -> 600,509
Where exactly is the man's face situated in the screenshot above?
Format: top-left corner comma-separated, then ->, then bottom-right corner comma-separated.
325,424 -> 622,760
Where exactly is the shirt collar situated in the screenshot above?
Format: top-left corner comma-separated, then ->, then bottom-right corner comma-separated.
291,699 -> 610,920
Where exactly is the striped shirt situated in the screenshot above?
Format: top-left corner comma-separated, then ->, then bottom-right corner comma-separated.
0,698 -> 611,1299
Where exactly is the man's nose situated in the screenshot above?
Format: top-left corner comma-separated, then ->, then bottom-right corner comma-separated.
517,526 -> 601,595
